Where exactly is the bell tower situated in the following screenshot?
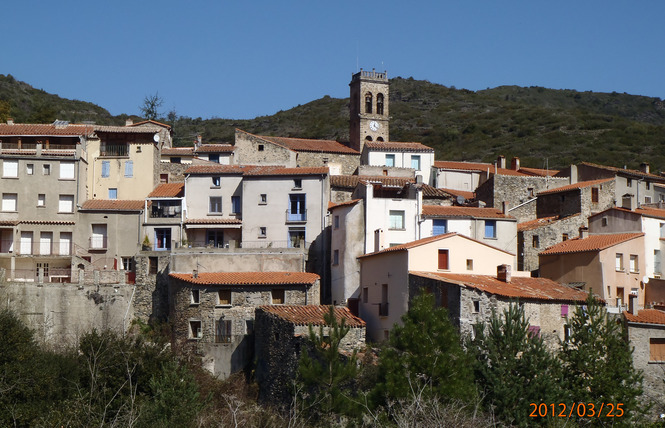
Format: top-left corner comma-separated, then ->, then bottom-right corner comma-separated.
349,68 -> 389,152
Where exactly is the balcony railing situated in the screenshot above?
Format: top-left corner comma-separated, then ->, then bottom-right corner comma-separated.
286,209 -> 307,222
10,241 -> 73,256
150,204 -> 182,218
100,144 -> 128,157
89,236 -> 108,250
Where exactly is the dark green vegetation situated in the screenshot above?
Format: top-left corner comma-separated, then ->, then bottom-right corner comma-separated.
3,73 -> 665,171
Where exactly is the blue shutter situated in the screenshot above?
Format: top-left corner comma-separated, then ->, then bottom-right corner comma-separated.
101,161 -> 110,178
432,219 -> 447,236
124,160 -> 133,177
108,188 -> 117,199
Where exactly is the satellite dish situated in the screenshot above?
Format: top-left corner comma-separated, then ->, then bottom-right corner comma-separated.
643,276 -> 650,284
153,133 -> 160,143
456,195 -> 466,205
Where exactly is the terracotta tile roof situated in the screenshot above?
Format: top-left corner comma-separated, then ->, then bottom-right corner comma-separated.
184,218 -> 242,225
421,205 -> 514,219
185,164 -> 250,175
0,123 -> 93,137
581,162 -> 665,182
129,120 -> 171,129
162,147 -> 194,156
242,166 -> 329,176
358,233 -> 457,259
519,166 -> 560,177
195,144 -> 234,153
537,178 -> 613,195
169,271 -> 320,286
246,131 -> 359,154
635,207 -> 665,220
328,199 -> 362,210
259,305 -> 365,328
436,188 -> 475,200
364,141 -> 434,152
539,233 -> 644,255
518,214 -> 581,232
421,185 -> 453,199
433,161 -> 493,171
330,175 -> 413,189
19,220 -> 76,225
410,271 -> 589,303
80,200 -> 145,211
1,150 -> 37,155
40,150 -> 76,157
624,309 -> 665,325
0,220 -> 18,226
148,183 -> 184,198
93,125 -> 160,134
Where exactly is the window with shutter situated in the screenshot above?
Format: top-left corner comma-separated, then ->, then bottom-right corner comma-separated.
124,160 -> 133,177
60,162 -> 75,179
101,161 -> 110,178
438,249 -> 449,270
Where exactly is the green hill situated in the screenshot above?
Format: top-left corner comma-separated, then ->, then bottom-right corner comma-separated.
2,73 -> 665,172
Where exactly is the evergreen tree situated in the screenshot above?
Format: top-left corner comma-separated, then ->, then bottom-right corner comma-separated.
372,293 -> 476,405
471,303 -> 563,427
560,293 -> 645,424
297,306 -> 359,417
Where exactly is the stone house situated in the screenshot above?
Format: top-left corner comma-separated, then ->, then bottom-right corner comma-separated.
233,129 -> 360,176
361,141 -> 435,185
254,305 -> 365,405
409,268 -> 589,349
358,232 -> 516,341
432,160 -> 493,194
539,232 -> 645,312
517,213 -> 582,274
623,308 -> 665,404
536,178 -> 615,220
329,199 -> 364,307
168,271 -> 320,379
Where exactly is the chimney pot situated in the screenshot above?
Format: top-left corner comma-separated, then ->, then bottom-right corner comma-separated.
641,162 -> 650,174
578,226 -> 588,239
511,157 -> 520,171
192,269 -> 198,279
497,155 -> 506,169
125,119 -> 133,126
6,118 -> 13,125
502,201 -> 509,214
497,264 -> 511,282
629,294 -> 638,315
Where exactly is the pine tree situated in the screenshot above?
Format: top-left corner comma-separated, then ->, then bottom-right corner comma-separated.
372,293 -> 476,405
560,293 -> 645,424
471,303 -> 563,427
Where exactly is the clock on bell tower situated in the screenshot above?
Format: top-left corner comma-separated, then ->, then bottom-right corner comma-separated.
349,68 -> 389,152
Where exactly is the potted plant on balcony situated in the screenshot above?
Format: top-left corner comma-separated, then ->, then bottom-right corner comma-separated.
142,235 -> 152,251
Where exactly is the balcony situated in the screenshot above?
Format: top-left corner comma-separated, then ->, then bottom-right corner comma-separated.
150,203 -> 182,218
100,144 -> 128,157
286,209 -> 307,223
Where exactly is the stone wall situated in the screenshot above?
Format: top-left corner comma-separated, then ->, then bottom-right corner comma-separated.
233,130 -> 295,166
626,322 -> 665,405
477,175 -> 569,214
133,252 -> 171,323
518,214 -> 584,274
297,152 -> 359,176
158,161 -> 189,183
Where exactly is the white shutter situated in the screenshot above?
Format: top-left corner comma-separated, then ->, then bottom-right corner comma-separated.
58,195 -> 74,213
20,232 -> 32,255
59,232 -> 72,255
60,162 -> 75,179
3,160 -> 18,177
39,232 -> 52,255
2,194 -> 17,211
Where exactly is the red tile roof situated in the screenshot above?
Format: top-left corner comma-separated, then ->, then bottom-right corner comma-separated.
328,199 -> 362,210
581,162 -> 665,182
364,141 -> 434,152
410,271 -> 589,303
0,220 -> 18,226
19,220 -> 76,225
421,205 -> 514,219
169,271 -> 320,286
195,144 -> 234,153
259,305 -> 365,327
330,175 -> 413,189
40,150 -> 76,157
539,233 -> 644,255
624,309 -> 665,325
517,214 -> 581,231
635,207 -> 665,221
0,123 -> 93,136
80,200 -> 145,211
421,185 -> 454,199
537,178 -> 613,196
130,119 -> 172,129
162,147 -> 195,156
148,183 -> 184,198
242,166 -> 329,176
94,125 -> 161,134
185,164 -> 250,175
432,161 -> 558,177
436,188 -> 475,200
184,218 -> 242,225
519,166 -> 560,177
242,130 -> 359,154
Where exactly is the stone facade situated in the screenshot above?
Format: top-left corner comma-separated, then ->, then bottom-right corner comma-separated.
518,214 -> 584,274
625,321 -> 665,404
295,151 -> 359,176
349,69 -> 390,152
133,252 -> 171,323
536,180 -> 616,220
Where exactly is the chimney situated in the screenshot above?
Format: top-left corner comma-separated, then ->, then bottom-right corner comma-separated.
629,293 -> 638,316
569,165 -> 578,184
502,201 -> 509,214
497,155 -> 506,169
640,162 -> 650,174
125,118 -> 133,126
497,264 -> 511,282
192,269 -> 198,279
6,118 -> 13,125
511,157 -> 520,171
196,135 -> 202,148
622,194 -> 636,211
578,226 -> 588,239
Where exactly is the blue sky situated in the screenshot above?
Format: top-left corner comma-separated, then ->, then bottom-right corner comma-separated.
3,1 -> 665,120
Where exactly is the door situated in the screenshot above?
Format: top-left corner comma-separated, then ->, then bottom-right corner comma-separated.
39,232 -> 52,255
154,228 -> 172,251
288,194 -> 306,221
59,232 -> 72,256
20,232 -> 32,255
616,287 -> 625,307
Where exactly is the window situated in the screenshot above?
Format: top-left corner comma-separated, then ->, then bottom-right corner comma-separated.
170,157 -> 181,164
59,195 -> 74,213
154,228 -> 171,250
124,160 -> 133,178
365,92 -> 372,114
99,161 -> 109,178
293,179 -> 302,189
108,188 -> 117,199
591,187 -> 599,203
39,232 -> 52,256
362,287 -> 368,303
532,235 -> 539,248
380,284 -> 389,316
272,289 -> 285,304
43,164 -> 51,175
528,187 -> 535,197
288,194 -> 306,221
473,300 -> 480,313
148,257 -> 158,274
160,173 -> 168,183
20,232 -> 32,255
216,319 -> 232,343
91,224 -> 107,249
438,249 -> 449,270
385,154 -> 395,167
231,196 -> 241,214
259,194 -> 267,204
191,289 -> 200,305
602,216 -> 608,227
211,177 -> 220,187
26,164 -> 34,175
121,257 -> 134,271
627,178 -> 632,187
411,155 -> 421,171
60,162 -> 75,179
59,232 -> 72,255
561,305 -> 568,317
206,230 -> 223,247
655,250 -> 661,275
2,160 -> 17,178
562,233 -> 569,241
466,259 -> 474,270
189,320 -> 202,339
333,249 -> 339,266
37,194 -> 45,207
630,255 -> 638,273
209,196 -> 222,214
647,182 -> 651,190
389,210 -> 405,230
646,196 -> 653,204
288,227 -> 305,248
2,193 -> 17,211
376,93 -> 384,115
432,219 -> 447,236
258,144 -> 264,151
259,227 -> 266,238
218,290 -> 231,306
208,154 -> 219,163
616,253 -> 624,271
484,220 -> 497,238
650,338 -> 665,362
334,215 -> 340,229
564,324 -> 572,342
